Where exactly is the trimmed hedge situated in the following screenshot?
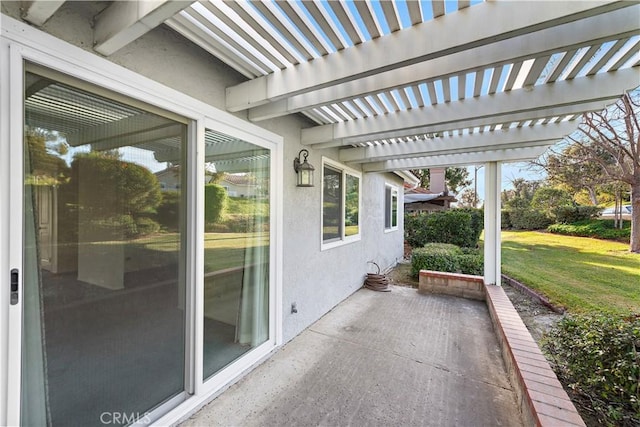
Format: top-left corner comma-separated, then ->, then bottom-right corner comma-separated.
506,208 -> 552,230
548,219 -> 631,241
405,209 -> 483,249
542,314 -> 640,426
411,243 -> 483,277
204,184 -> 227,225
553,206 -> 602,224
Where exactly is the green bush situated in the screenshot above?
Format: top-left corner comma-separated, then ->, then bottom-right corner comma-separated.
135,217 -> 160,236
542,314 -> 640,426
87,214 -> 137,240
553,206 -> 602,224
457,208 -> 484,245
204,184 -> 227,224
411,243 -> 483,277
507,208 -> 552,230
456,252 -> 484,276
70,153 -> 161,218
501,210 -> 512,229
155,191 -> 181,231
405,209 -> 481,248
548,219 -> 631,241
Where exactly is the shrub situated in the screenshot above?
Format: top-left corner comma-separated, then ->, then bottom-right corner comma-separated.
501,210 -> 512,229
542,314 -> 640,426
507,208 -> 552,230
405,209 -> 481,248
530,187 -> 573,217
204,184 -> 227,224
411,243 -> 483,277
411,243 -> 461,276
553,206 -> 602,224
456,252 -> 484,276
69,153 -> 161,217
135,217 -> 160,236
457,208 -> 484,245
155,191 -> 180,231
548,219 -> 631,241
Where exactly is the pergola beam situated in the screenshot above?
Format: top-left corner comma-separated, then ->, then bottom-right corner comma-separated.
66,113 -> 176,146
94,0 -> 195,56
247,5 -> 639,121
226,1 -> 630,112
301,68 -> 640,147
319,101 -> 608,149
21,1 -> 66,26
361,146 -> 549,173
339,122 -> 577,164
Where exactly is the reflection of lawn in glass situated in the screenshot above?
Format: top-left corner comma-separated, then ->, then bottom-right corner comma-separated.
323,225 -> 359,238
345,225 -> 359,236
83,232 -> 268,273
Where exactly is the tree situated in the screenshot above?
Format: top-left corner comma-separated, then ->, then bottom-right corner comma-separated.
458,188 -> 480,208
530,186 -> 573,219
501,178 -> 541,209
565,91 -> 640,252
533,144 -> 611,205
69,152 -> 161,219
25,128 -> 70,184
410,167 -> 471,194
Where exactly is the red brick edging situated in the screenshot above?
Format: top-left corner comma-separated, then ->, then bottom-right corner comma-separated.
418,270 -> 585,426
484,284 -> 586,427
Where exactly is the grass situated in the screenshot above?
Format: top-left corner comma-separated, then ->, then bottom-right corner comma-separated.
97,231 -> 268,274
227,197 -> 269,216
501,231 -> 640,315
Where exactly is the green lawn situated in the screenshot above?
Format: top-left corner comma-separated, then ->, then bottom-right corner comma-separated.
501,231 -> 640,315
119,231 -> 268,273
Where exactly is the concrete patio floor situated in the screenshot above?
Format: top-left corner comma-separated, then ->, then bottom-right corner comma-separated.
181,285 -> 523,426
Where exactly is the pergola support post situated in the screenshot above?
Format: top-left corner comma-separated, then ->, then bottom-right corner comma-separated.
483,161 -> 502,286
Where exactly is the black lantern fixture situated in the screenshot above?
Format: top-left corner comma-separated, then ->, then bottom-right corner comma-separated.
293,149 -> 315,187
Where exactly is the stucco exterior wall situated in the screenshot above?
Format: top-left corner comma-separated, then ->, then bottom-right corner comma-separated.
1,1 -> 405,343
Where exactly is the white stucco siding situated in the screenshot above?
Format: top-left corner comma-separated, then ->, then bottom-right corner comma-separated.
1,2 -> 406,344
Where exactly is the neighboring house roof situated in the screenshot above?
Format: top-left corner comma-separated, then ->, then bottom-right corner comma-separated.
222,174 -> 255,187
405,193 -> 446,204
404,184 -> 457,205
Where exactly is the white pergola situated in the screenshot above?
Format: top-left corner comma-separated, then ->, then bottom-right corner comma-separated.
22,0 -> 640,284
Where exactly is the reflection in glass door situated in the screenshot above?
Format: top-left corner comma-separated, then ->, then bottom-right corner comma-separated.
22,69 -> 188,426
202,130 -> 270,379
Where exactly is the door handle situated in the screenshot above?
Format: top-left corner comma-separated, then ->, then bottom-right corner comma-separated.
10,269 -> 18,305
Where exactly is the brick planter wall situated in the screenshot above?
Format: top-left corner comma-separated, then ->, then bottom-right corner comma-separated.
418,270 -> 485,300
418,270 -> 585,427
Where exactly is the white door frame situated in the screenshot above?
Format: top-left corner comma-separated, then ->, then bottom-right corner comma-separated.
0,14 -> 283,427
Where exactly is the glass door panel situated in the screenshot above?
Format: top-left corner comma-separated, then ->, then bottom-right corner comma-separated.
202,129 -> 270,379
22,70 -> 188,426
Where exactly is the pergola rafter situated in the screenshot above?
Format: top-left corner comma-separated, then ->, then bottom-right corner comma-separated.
21,0 -> 639,169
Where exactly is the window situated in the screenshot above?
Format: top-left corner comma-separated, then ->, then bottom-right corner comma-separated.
322,159 -> 361,247
22,68 -> 188,426
385,184 -> 399,231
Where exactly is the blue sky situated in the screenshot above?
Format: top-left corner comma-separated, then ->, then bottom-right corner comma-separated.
468,161 -> 545,200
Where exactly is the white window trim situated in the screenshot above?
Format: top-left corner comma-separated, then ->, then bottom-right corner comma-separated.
0,15 -> 284,427
321,157 -> 362,251
384,183 -> 400,233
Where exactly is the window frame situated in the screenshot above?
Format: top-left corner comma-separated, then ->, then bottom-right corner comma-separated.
1,16 -> 285,427
321,157 -> 362,250
384,183 -> 399,232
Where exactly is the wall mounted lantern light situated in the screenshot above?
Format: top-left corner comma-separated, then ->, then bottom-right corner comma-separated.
293,149 -> 315,187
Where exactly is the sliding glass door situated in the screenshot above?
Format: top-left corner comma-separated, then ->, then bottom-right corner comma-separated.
21,68 -> 188,426
201,129 -> 270,380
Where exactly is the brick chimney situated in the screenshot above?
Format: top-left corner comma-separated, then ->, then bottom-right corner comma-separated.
429,168 -> 447,193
